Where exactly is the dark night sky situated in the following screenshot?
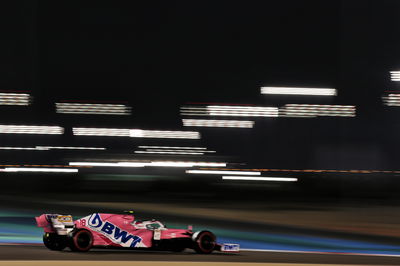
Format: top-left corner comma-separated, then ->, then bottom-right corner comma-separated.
1,0 -> 400,170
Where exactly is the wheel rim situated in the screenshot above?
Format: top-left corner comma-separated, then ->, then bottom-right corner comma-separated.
198,233 -> 215,252
74,231 -> 92,250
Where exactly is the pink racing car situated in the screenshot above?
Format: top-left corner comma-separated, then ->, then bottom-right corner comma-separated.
35,212 -> 239,254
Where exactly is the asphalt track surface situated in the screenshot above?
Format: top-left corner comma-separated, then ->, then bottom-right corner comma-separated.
1,245 -> 400,265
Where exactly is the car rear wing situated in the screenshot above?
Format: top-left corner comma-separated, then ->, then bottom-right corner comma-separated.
35,214 -> 75,235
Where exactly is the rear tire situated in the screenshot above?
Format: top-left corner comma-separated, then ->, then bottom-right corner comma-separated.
68,229 -> 93,252
193,231 -> 216,254
43,233 -> 67,251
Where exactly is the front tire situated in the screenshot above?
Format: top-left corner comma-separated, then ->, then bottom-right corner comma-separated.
43,233 -> 67,251
193,231 -> 216,254
68,229 -> 93,252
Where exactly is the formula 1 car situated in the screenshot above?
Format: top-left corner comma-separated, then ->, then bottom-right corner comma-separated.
35,212 -> 239,254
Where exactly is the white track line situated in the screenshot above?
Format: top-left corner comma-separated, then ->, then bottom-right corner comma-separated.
0,261 -> 372,266
242,248 -> 400,257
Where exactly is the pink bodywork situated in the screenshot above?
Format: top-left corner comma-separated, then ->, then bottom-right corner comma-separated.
75,213 -> 191,248
36,213 -> 192,248
35,214 -> 57,233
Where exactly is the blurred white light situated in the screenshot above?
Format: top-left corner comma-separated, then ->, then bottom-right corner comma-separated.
138,146 -> 207,150
186,170 -> 260,175
73,128 -> 199,139
69,162 -> 146,167
261,87 -> 337,96
146,161 -> 227,167
0,147 -> 37,150
56,103 -> 131,115
390,71 -> 400,81
0,146 -> 105,151
149,161 -> 226,167
183,119 -> 254,128
0,125 -> 64,135
141,149 -> 215,153
280,104 -> 356,117
135,151 -> 204,155
3,167 -> 78,173
383,94 -> 400,106
222,176 -> 298,182
73,127 -> 131,137
130,129 -> 200,139
69,161 -> 226,168
36,146 -> 106,150
0,93 -> 31,106
149,161 -> 199,167
181,105 -> 279,117
116,162 -> 148,167
135,146 -> 215,155
150,149 -> 213,153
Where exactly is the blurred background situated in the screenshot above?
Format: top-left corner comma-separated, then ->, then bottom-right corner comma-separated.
2,0 -> 400,255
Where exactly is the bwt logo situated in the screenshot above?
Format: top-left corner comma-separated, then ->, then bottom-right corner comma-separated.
223,244 -> 239,251
88,213 -> 142,247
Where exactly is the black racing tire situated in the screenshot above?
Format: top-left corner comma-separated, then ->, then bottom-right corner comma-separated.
68,229 -> 93,252
193,231 -> 216,254
43,233 -> 67,251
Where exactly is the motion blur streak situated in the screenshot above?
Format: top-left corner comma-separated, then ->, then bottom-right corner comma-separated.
0,146 -> 105,151
0,147 -> 37,150
135,145 -> 216,155
151,161 -> 226,167
383,94 -> 400,106
143,149 -> 215,153
280,104 -> 356,117
72,127 -> 131,136
261,87 -> 337,96
222,176 -> 298,182
186,170 -> 261,175
56,102 -> 131,115
183,119 -> 254,128
0,93 -> 31,106
69,162 -> 146,167
138,146 -> 207,150
207,168 -> 400,174
130,129 -> 200,139
138,148 -> 215,153
1,167 -> 78,173
69,161 -> 226,168
0,164 -> 81,167
135,151 -> 204,155
390,71 -> 400,81
0,125 -> 64,135
180,105 -> 279,117
149,161 -> 225,167
73,128 -> 201,139
36,146 -> 106,150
